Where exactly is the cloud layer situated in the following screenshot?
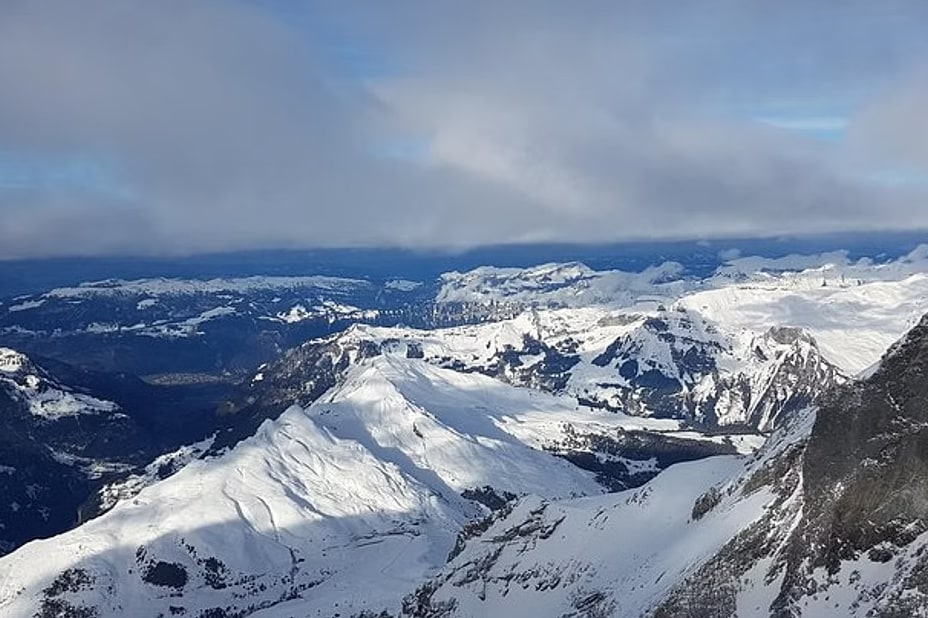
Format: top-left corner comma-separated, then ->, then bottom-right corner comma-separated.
0,0 -> 927,257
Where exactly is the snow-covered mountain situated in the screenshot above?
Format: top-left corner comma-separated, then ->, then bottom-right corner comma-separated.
0,349 -> 119,421
219,329 -> 755,493
0,347 -> 231,557
438,247 -> 928,309
4,247 -> 928,380
0,353 -> 716,618
6,311 -> 928,618
437,261 -> 689,307
0,274 -> 432,378
312,307 -> 842,433
402,314 -> 928,617
3,246 -> 928,618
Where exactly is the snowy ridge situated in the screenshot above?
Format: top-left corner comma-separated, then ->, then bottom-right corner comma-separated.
319,304 -> 842,432
437,260 -> 688,307
44,275 -> 372,299
435,248 -> 928,377
0,355 -> 650,618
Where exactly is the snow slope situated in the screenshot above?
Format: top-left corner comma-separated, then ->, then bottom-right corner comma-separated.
406,455 -> 772,618
399,402 -> 817,618
0,355 -> 660,618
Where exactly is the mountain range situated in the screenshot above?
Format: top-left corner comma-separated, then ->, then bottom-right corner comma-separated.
1,246 -> 927,617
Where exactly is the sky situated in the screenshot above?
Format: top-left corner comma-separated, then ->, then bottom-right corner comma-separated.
1,0 -> 928,258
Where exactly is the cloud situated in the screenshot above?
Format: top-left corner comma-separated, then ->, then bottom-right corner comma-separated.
847,73 -> 928,170
0,0 -> 926,258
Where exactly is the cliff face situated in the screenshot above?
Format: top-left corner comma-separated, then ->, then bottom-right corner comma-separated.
657,314 -> 928,618
804,315 -> 928,560
783,314 -> 928,615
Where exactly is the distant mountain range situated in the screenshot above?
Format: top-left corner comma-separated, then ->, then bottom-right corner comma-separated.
1,243 -> 928,617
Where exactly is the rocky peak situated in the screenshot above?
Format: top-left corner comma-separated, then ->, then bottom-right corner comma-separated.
656,312 -> 928,617
800,313 -> 928,571
765,326 -> 814,347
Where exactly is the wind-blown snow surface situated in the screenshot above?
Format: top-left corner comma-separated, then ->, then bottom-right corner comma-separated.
0,356 -> 675,618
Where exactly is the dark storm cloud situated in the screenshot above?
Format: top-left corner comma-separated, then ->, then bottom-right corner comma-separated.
0,0 -> 926,257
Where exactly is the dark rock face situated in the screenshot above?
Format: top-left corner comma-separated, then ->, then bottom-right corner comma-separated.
546,425 -> 738,492
460,486 -> 517,512
803,317 -> 928,568
483,333 -> 581,393
764,315 -> 928,616
654,431 -> 808,618
656,314 -> 928,617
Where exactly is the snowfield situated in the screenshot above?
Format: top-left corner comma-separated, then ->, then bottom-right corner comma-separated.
675,272 -> 928,375
439,247 -> 928,375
